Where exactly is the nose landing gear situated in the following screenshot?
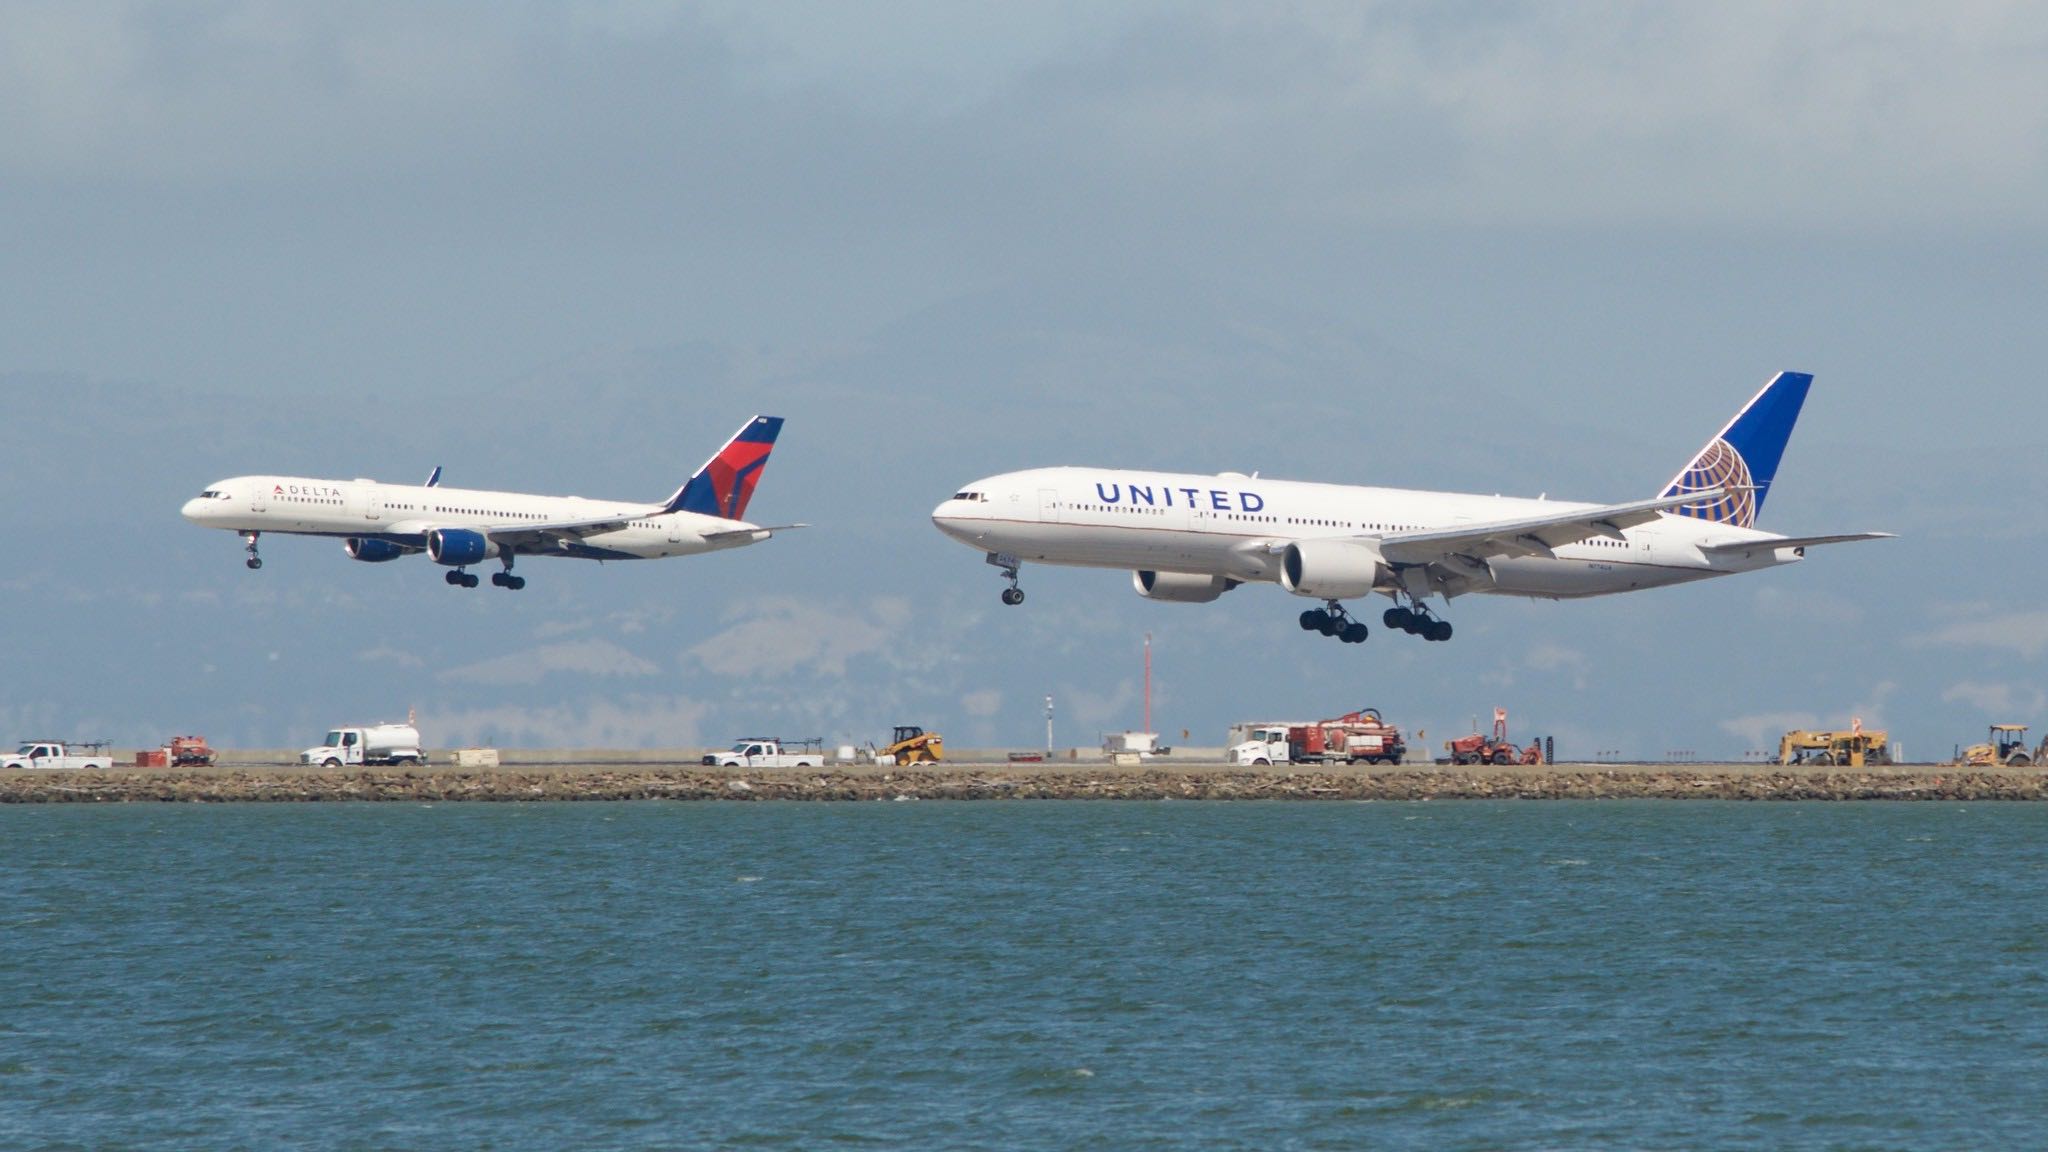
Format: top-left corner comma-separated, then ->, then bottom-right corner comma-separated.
1299,601 -> 1369,644
242,532 -> 263,570
987,552 -> 1025,606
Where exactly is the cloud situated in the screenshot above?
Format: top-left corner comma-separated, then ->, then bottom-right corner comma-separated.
684,596 -> 914,679
1910,610 -> 2048,660
357,643 -> 425,669
439,639 -> 661,686
430,694 -> 711,749
960,689 -> 1003,717
1719,710 -> 1819,751
1941,680 -> 2048,717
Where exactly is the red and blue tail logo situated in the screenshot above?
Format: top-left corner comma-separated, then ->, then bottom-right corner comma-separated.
666,416 -> 784,520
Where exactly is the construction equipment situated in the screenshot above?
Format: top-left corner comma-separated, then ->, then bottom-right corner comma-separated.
879,725 -> 944,765
1779,726 -> 1891,767
167,735 -> 217,767
1276,707 -> 1407,765
1956,724 -> 2035,767
1444,709 -> 1545,766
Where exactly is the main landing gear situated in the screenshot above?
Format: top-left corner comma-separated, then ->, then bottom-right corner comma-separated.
243,532 -> 262,570
1300,601 -> 1369,644
987,552 -> 1025,606
1384,603 -> 1453,643
446,558 -> 525,590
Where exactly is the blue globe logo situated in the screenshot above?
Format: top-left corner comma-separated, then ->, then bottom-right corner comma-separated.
1668,439 -> 1755,527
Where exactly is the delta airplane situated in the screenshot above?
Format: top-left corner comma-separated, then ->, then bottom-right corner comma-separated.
184,415 -> 795,589
933,373 -> 1890,644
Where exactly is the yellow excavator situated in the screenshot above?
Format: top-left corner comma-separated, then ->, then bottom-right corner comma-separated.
879,725 -> 944,764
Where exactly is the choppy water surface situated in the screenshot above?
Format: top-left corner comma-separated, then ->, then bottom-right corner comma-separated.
4,801 -> 2045,1150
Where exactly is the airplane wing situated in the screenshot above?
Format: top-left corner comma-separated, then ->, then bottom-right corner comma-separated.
1698,532 -> 1895,555
484,511 -> 648,551
1375,489 -> 1734,566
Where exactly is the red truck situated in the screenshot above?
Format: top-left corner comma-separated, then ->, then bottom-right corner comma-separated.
1287,708 -> 1408,766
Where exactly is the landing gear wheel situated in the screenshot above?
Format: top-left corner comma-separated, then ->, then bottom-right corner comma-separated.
508,576 -> 526,591
1319,615 -> 1343,636
246,557 -> 262,570
1001,587 -> 1025,606
1384,607 -> 1413,630
1427,620 -> 1453,643
491,571 -> 509,587
1341,622 -> 1369,644
462,573 -> 480,589
1300,609 -> 1327,631
446,570 -> 465,586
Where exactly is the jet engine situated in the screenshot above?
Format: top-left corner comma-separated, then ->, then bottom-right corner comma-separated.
427,528 -> 498,566
1280,539 -> 1389,600
344,538 -> 413,563
1133,570 -> 1241,603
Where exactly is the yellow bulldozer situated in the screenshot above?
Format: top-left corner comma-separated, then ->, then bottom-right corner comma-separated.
1955,724 -> 2041,767
1779,728 -> 1891,767
879,725 -> 944,765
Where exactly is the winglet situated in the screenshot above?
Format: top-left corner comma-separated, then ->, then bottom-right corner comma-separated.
1661,371 -> 1812,528
664,416 -> 785,520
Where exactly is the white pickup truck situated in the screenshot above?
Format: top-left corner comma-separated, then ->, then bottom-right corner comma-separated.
701,738 -> 828,769
2,741 -> 116,771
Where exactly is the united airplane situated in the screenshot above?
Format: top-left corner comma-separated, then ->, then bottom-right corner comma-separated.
184,416 -> 795,589
933,373 -> 1889,644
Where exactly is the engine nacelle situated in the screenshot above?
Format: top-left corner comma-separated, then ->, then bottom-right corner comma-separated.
344,537 -> 413,563
1280,539 -> 1389,600
427,528 -> 498,566
1133,570 -> 1241,603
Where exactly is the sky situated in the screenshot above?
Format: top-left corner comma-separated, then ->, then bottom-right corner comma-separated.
3,2 -> 2046,760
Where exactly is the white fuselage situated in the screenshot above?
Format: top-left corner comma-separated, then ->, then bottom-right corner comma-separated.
932,467 -> 1806,601
183,475 -> 760,562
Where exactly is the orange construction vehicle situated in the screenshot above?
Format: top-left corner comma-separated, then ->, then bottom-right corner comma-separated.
1444,709 -> 1545,766
167,735 -> 217,767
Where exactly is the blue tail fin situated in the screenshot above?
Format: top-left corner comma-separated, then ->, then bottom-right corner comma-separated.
663,416 -> 785,520
1659,371 -> 1811,528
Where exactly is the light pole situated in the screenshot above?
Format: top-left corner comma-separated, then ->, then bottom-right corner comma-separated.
1045,695 -> 1055,755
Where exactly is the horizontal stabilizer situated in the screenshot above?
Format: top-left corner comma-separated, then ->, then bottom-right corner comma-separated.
702,523 -> 808,543
1699,532 -> 1895,554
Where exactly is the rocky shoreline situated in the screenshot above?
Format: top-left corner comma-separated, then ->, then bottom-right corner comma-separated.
3,763 -> 2044,803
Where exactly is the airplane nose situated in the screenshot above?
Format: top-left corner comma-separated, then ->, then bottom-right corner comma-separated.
181,497 -> 205,522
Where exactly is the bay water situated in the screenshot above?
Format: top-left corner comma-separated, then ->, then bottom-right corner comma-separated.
4,801 -> 2044,1149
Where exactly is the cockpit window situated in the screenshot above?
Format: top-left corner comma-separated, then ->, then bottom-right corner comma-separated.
199,489 -> 221,499
952,491 -> 986,502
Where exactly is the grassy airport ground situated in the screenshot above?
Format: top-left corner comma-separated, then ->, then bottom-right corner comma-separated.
4,757 -> 2046,802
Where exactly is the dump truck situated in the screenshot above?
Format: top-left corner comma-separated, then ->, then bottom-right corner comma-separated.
1956,724 -> 2036,767
878,726 -> 943,765
1779,727 -> 1892,767
2,740 -> 115,771
702,738 -> 828,769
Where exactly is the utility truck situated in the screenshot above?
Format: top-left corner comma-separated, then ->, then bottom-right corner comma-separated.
300,724 -> 425,768
2,740 -> 115,771
1225,709 -> 1407,766
702,738 -> 828,769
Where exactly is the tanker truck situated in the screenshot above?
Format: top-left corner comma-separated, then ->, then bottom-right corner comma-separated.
300,723 -> 425,768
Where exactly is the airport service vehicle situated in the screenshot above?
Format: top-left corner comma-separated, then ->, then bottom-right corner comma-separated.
1445,710 -> 1545,766
702,738 -> 828,769
183,416 -> 801,589
1779,726 -> 1891,767
301,724 -> 425,768
135,735 -> 219,768
3,741 -> 115,771
1227,709 -> 1406,765
1955,724 -> 2036,767
933,372 -> 1890,647
878,726 -> 944,765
